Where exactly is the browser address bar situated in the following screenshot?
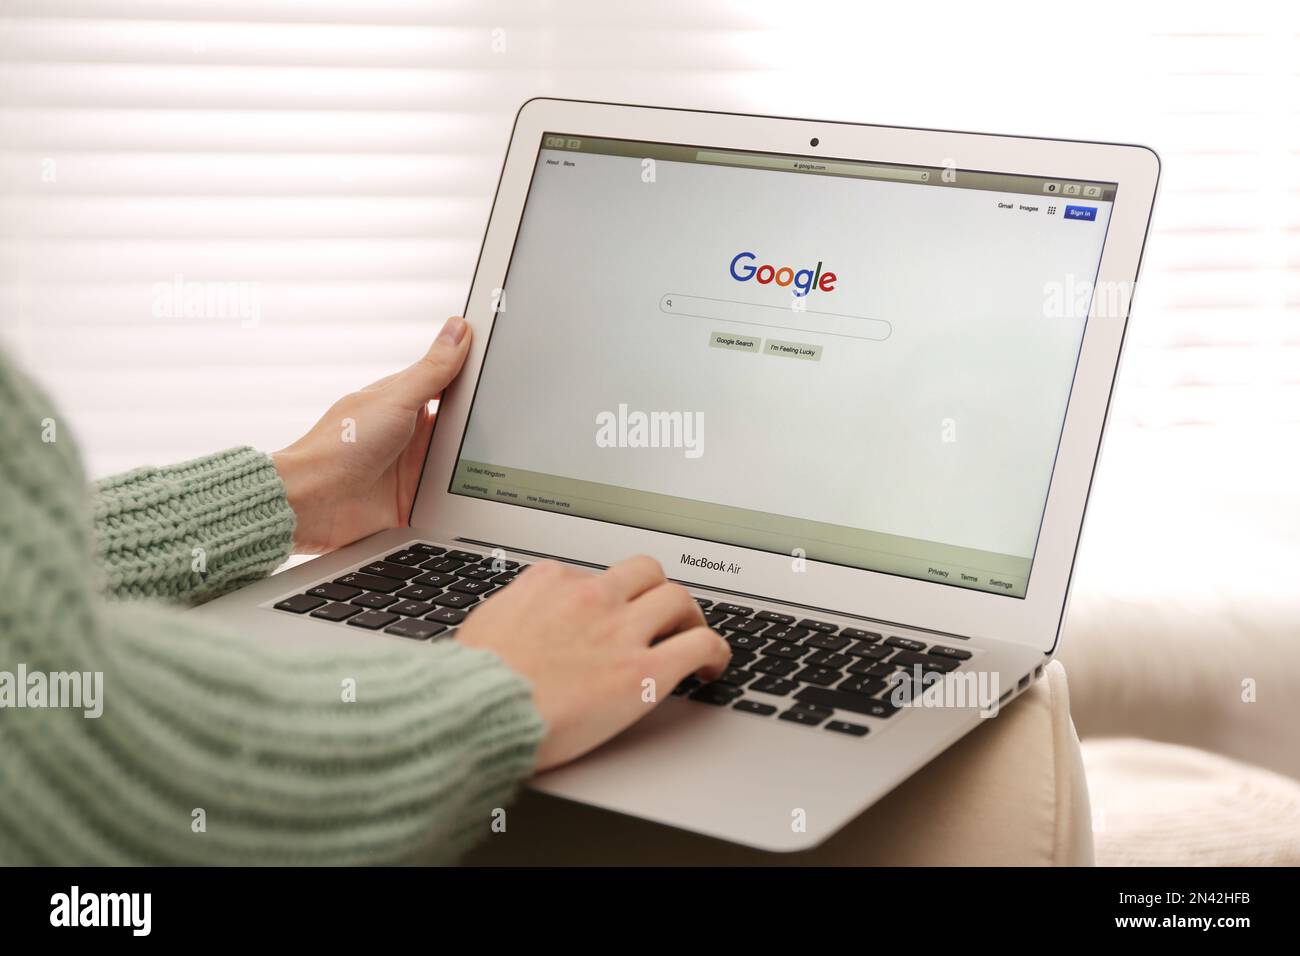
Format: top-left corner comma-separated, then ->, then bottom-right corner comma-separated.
660,294 -> 892,342
695,151 -> 931,183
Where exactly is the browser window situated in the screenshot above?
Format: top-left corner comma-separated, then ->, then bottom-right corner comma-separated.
452,134 -> 1115,598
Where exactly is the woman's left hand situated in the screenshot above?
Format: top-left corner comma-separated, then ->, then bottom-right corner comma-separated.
272,315 -> 471,554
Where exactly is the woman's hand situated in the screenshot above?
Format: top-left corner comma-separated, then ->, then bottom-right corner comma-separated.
273,316 -> 471,554
458,556 -> 732,771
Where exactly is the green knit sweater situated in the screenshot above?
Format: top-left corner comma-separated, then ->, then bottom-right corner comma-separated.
0,350 -> 545,865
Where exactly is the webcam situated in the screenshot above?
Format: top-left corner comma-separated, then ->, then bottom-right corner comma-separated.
809,137 -> 820,147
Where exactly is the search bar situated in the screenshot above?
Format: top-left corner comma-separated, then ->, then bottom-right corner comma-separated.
660,294 -> 891,342
695,151 -> 931,183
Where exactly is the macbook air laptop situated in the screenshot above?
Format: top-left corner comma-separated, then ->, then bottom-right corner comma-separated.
194,99 -> 1159,851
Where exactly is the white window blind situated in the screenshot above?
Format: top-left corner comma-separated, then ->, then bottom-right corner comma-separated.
1,0 -> 1297,486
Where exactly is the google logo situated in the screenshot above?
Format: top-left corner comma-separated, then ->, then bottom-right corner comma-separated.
729,251 -> 837,297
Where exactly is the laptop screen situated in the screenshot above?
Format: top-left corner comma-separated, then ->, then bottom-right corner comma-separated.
450,133 -> 1116,598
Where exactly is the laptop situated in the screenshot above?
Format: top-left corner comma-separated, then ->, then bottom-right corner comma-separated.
193,99 -> 1159,852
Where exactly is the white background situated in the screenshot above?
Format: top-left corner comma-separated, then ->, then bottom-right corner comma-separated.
463,150 -> 1111,558
0,0 -> 1296,598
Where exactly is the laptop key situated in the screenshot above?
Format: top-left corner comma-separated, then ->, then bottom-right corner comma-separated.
384,551 -> 428,567
384,619 -> 447,640
805,632 -> 851,651
694,597 -> 714,609
755,610 -> 795,625
422,558 -> 465,573
806,650 -> 852,669
928,645 -> 972,661
411,571 -> 458,588
763,625 -> 810,644
826,720 -> 870,737
795,687 -> 900,718
728,649 -> 757,667
798,619 -> 838,633
347,610 -> 400,630
434,592 -> 478,610
703,610 -> 731,629
479,557 -> 520,571
713,603 -> 753,617
885,636 -> 927,652
306,582 -> 362,602
892,650 -> 959,673
779,707 -> 828,726
445,549 -> 485,563
389,600 -> 436,617
842,628 -> 883,642
459,566 -> 496,581
310,602 -> 362,622
728,635 -> 767,655
274,594 -> 327,614
734,700 -> 778,716
847,643 -> 892,661
409,543 -> 447,556
761,643 -> 809,661
396,584 -> 441,601
752,657 -> 800,677
334,572 -> 403,594
449,579 -> 494,596
359,561 -> 422,581
716,667 -> 755,687
852,661 -> 897,679
672,677 -> 701,697
793,666 -> 842,686
352,591 -> 399,609
749,676 -> 797,696
724,617 -> 766,635
426,607 -> 466,625
688,682 -> 743,706
839,676 -> 887,697
489,572 -> 517,585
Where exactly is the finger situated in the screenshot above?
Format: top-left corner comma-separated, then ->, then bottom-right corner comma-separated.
624,581 -> 706,644
387,316 -> 472,410
649,625 -> 732,687
599,554 -> 666,602
395,404 -> 435,522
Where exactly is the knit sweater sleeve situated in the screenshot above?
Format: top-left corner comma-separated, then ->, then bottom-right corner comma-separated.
91,447 -> 295,604
0,353 -> 545,864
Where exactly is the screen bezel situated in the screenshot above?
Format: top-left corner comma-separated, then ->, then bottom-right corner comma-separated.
410,98 -> 1159,654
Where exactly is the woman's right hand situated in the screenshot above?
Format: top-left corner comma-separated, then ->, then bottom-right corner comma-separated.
457,556 -> 731,771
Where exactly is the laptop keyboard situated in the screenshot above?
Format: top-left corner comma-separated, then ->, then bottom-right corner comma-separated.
271,541 -> 975,739
271,543 -> 522,641
678,598 -> 972,736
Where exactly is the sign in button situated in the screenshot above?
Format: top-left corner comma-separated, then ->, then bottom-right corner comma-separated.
1063,205 -> 1097,221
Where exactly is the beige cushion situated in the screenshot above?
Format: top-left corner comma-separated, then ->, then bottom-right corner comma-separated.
464,661 -> 1091,866
1084,738 -> 1300,866
1061,589 -> 1300,780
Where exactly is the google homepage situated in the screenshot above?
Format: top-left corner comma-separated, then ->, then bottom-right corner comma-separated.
454,138 -> 1113,597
